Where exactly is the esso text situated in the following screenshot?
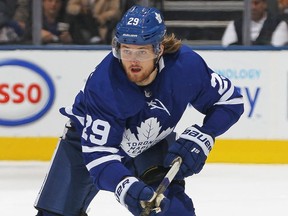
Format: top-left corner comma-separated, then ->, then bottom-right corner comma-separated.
0,83 -> 42,104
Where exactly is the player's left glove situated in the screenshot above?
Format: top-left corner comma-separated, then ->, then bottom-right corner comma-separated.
115,177 -> 170,215
164,125 -> 214,179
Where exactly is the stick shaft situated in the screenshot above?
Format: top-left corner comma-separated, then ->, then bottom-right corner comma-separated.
140,157 -> 182,216
155,157 -> 182,195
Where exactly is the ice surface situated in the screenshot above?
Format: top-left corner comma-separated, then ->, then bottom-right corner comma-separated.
0,162 -> 288,216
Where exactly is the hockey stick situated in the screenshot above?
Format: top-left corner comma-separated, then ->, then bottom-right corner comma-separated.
140,156 -> 182,216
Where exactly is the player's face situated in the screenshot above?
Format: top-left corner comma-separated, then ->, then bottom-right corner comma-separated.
120,44 -> 161,86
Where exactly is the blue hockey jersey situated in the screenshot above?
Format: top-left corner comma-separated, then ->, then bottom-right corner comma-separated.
60,45 -> 244,192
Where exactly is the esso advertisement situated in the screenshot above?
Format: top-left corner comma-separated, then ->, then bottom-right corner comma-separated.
0,49 -> 287,140
0,59 -> 55,126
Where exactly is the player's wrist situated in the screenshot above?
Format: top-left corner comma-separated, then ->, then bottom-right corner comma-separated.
114,176 -> 138,206
179,125 -> 214,156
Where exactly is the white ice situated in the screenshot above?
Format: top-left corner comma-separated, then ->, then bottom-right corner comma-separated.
0,162 -> 288,216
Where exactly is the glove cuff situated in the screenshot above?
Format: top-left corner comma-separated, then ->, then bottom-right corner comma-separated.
115,176 -> 138,207
179,125 -> 214,156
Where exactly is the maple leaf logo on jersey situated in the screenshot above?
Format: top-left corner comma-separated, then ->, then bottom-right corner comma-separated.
121,117 -> 174,157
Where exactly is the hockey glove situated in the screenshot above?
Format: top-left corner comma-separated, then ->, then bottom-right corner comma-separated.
115,177 -> 170,215
164,125 -> 214,179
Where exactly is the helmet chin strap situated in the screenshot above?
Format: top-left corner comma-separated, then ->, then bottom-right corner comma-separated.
154,54 -> 161,68
152,53 -> 162,74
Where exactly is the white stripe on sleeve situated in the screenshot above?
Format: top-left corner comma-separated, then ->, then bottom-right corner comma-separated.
86,155 -> 122,171
64,106 -> 85,126
82,145 -> 119,154
214,97 -> 243,105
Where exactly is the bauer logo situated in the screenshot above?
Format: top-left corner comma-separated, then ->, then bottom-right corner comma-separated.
0,59 -> 55,126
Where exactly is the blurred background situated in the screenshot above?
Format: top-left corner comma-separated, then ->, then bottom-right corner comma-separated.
1,0 -> 288,46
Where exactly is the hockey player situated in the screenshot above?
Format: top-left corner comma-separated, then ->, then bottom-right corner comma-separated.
34,5 -> 244,216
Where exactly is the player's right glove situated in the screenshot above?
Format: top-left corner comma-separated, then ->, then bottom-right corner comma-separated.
115,177 -> 170,215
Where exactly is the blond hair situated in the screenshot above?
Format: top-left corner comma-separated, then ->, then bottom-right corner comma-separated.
162,33 -> 182,54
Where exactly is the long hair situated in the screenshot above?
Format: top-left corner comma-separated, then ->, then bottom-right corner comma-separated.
162,33 -> 182,54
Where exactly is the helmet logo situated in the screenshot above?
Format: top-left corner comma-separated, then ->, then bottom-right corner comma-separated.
155,13 -> 162,24
123,34 -> 137,37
